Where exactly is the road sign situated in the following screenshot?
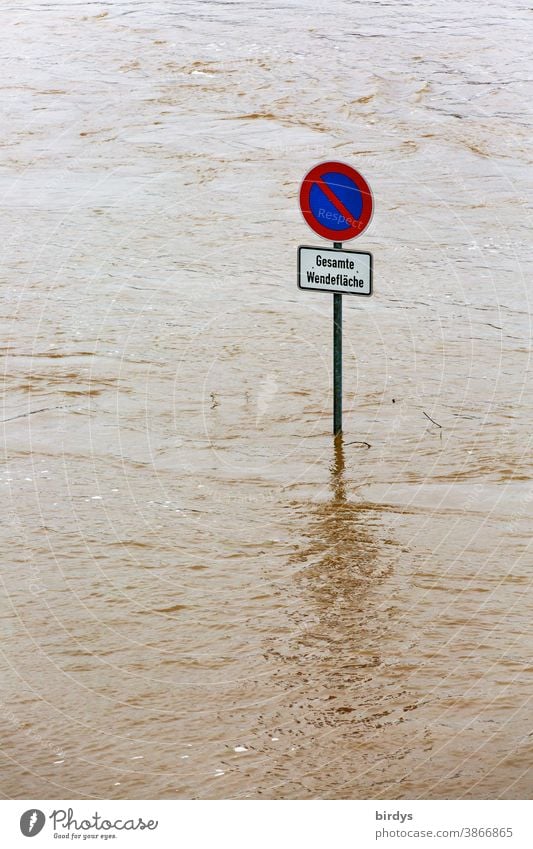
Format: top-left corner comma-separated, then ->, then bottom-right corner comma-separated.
299,161 -> 373,241
298,245 -> 372,296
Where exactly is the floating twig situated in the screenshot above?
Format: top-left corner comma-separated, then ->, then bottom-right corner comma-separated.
423,411 -> 442,428
1,403 -> 78,423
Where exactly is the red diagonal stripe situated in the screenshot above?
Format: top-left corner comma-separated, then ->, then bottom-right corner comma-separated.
314,175 -> 362,228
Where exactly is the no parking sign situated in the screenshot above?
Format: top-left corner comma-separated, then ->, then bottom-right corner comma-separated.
299,161 -> 373,242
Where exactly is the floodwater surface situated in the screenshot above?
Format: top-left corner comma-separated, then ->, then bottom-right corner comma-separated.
1,0 -> 532,799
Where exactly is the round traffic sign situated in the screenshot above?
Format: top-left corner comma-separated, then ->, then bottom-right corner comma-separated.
299,161 -> 373,241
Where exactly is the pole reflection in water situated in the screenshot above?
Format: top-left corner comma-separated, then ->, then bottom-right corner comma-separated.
295,434 -> 390,636
262,436 -> 408,799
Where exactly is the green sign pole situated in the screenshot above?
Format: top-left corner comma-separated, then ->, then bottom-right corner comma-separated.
333,241 -> 343,435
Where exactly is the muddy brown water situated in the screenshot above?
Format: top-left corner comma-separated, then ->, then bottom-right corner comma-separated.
1,0 -> 532,799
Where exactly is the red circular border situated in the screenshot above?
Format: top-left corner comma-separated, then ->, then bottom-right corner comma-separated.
299,161 -> 373,241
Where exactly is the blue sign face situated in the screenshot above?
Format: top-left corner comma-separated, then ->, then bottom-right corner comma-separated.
308,171 -> 363,231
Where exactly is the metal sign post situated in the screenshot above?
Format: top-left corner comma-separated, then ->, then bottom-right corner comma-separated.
297,161 -> 374,436
333,242 -> 343,435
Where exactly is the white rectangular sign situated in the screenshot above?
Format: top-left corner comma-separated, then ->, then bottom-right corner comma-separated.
298,245 -> 372,296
